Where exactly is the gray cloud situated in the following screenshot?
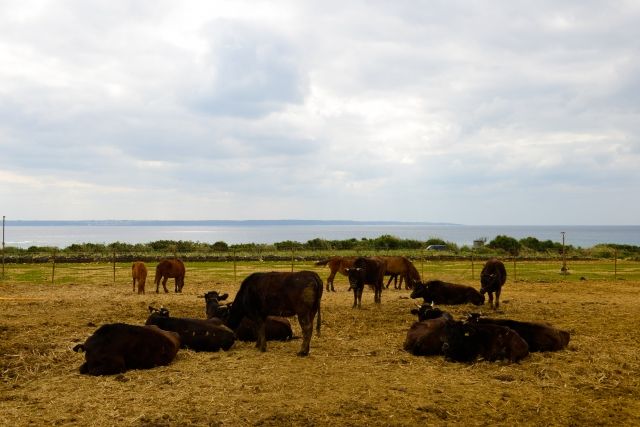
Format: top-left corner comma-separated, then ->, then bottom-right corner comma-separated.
0,1 -> 639,223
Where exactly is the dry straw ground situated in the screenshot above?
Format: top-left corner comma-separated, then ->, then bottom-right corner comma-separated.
1,260 -> 639,426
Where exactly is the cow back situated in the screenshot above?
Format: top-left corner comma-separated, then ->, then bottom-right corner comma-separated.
475,318 -> 570,352
145,314 -> 235,352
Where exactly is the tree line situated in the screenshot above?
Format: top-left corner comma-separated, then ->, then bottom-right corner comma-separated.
2,234 -> 639,259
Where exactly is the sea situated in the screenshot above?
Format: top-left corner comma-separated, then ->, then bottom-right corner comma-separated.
2,221 -> 639,249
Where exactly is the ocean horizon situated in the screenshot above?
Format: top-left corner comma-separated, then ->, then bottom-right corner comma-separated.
2,220 -> 639,249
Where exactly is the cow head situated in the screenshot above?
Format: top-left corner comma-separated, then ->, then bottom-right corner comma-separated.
345,267 -> 364,290
148,306 -> 170,317
442,321 -> 480,362
410,303 -> 446,321
409,281 -> 427,299
200,290 -> 230,320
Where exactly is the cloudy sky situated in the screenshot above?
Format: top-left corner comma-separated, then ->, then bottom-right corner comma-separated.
1,1 -> 638,224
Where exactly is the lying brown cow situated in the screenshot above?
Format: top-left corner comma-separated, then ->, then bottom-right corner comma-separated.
73,323 -> 180,375
201,291 -> 293,342
467,314 -> 570,352
146,306 -> 235,352
410,280 -> 484,306
403,306 -> 453,356
443,320 -> 529,363
155,259 -> 186,293
226,271 -> 323,356
131,261 -> 147,294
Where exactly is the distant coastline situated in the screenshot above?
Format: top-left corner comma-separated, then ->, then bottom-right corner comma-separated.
5,219 -> 458,227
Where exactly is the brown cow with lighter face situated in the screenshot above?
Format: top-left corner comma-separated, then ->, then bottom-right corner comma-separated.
154,259 -> 186,293
132,261 -> 147,294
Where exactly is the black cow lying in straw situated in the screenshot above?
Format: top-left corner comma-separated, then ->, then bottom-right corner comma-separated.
226,271 -> 323,356
403,305 -> 453,356
410,280 -> 484,306
146,306 -> 235,352
201,291 -> 294,342
466,313 -> 570,352
443,320 -> 529,363
73,323 -> 180,375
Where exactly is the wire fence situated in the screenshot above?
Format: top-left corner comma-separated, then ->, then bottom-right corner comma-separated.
1,248 -> 638,286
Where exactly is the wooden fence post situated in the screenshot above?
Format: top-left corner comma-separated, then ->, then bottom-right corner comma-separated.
291,246 -> 295,272
113,250 -> 116,284
233,249 -> 237,285
513,257 -> 517,282
614,249 -> 618,280
471,251 -> 475,280
52,249 -> 56,284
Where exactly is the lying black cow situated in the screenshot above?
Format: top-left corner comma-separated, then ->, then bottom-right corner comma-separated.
345,257 -> 385,308
410,280 -> 484,306
145,306 -> 235,352
480,258 -> 507,309
73,323 -> 180,375
467,314 -> 570,352
226,271 -> 323,356
403,306 -> 453,356
201,291 -> 294,342
443,320 -> 529,363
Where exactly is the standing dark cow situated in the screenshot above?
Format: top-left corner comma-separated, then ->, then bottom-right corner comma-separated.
154,259 -> 186,293
345,257 -> 385,308
145,306 -> 235,352
226,271 -> 323,356
410,280 -> 484,306
201,291 -> 294,342
480,258 -> 507,309
403,306 -> 453,356
443,320 -> 529,363
467,314 -> 570,352
73,323 -> 180,375
131,261 -> 147,294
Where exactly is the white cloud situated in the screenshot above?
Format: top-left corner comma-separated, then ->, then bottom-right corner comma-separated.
0,1 -> 638,223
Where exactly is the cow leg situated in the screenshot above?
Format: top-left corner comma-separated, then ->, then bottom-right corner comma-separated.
357,287 -> 363,308
397,275 -> 404,290
161,277 -> 169,293
487,292 -> 494,309
133,278 -> 136,292
352,289 -> 358,308
494,289 -> 501,310
298,315 -> 313,356
255,319 -> 267,352
327,270 -> 336,292
140,278 -> 145,295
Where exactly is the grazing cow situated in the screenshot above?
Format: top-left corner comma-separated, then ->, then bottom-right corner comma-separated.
226,271 -> 323,356
201,291 -> 294,342
145,306 -> 235,352
443,320 -> 529,363
480,258 -> 507,309
467,314 -> 570,352
403,306 -> 453,356
154,259 -> 186,293
380,256 -> 421,290
315,256 -> 356,291
73,323 -> 180,376
410,280 -> 485,306
131,261 -> 147,294
345,257 -> 385,308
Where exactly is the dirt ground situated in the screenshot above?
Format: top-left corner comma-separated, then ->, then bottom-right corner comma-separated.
1,261 -> 639,426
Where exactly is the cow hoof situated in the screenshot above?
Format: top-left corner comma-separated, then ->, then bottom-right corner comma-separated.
297,351 -> 309,357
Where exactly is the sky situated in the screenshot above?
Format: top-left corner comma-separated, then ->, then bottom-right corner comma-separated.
1,1 -> 639,225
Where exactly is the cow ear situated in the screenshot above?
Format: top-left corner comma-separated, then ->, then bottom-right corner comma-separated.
220,293 -> 228,301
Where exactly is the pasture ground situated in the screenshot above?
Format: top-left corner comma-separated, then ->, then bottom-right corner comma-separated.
1,260 -> 639,426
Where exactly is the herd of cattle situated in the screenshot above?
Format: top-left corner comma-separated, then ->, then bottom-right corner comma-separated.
73,255 -> 570,376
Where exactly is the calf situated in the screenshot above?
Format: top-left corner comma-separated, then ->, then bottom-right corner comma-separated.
73,323 -> 180,376
226,271 -> 323,356
145,306 -> 235,352
403,306 -> 453,356
131,261 -> 147,294
443,320 -> 529,363
345,257 -> 385,308
201,291 -> 294,342
410,280 -> 484,306
480,258 -> 507,309
467,314 -> 570,352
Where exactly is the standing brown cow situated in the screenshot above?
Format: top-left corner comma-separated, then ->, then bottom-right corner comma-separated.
132,261 -> 147,294
155,259 -> 186,293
